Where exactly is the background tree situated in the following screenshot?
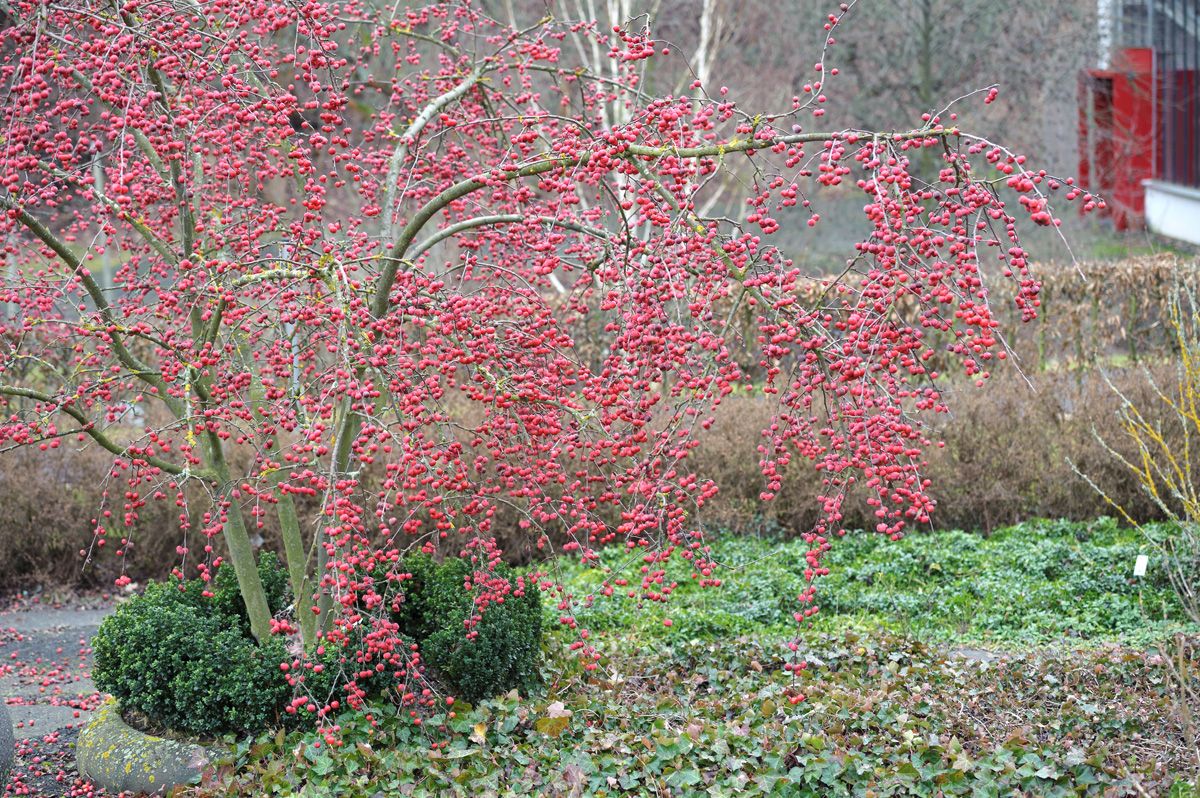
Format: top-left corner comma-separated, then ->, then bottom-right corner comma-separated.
574,0 -> 1102,268
0,0 -> 1093,707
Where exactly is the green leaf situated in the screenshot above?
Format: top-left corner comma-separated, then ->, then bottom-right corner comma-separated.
666,768 -> 702,788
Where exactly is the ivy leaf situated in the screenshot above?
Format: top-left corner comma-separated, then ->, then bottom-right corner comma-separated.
535,715 -> 570,737
666,768 -> 702,788
1034,764 -> 1061,780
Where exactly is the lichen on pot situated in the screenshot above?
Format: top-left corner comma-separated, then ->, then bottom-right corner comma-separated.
76,699 -> 215,796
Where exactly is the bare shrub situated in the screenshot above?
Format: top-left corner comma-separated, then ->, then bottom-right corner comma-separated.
1076,282 -> 1200,623
0,444 -> 179,589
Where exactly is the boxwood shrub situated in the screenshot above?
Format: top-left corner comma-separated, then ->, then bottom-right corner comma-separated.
92,554 -> 292,737
94,550 -> 543,735
389,554 -> 542,703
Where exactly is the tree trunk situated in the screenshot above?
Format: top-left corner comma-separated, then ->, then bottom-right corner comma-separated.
205,432 -> 274,643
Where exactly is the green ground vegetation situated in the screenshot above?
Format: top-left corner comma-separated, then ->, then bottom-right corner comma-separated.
556,517 -> 1191,650
186,519 -> 1200,797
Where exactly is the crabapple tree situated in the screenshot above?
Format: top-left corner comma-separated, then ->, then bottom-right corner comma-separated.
0,0 -> 1093,708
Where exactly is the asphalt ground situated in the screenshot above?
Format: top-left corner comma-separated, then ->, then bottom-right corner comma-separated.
1,597 -> 113,797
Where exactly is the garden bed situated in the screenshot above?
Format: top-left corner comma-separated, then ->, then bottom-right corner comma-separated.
177,520 -> 1199,797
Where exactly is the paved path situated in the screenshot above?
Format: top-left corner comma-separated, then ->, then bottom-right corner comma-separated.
1,603 -> 111,797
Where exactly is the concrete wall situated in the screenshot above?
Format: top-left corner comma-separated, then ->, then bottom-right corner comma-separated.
1144,179 -> 1200,246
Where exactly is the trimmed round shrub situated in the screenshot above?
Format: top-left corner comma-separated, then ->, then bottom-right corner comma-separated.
390,554 -> 542,703
379,552 -> 439,641
92,554 -> 292,737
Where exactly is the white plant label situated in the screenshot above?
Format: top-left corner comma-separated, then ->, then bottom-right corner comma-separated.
1133,554 -> 1149,578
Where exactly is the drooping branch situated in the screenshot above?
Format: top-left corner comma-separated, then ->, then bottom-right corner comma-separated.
35,160 -> 180,266
373,127 -> 961,317
407,214 -> 611,260
382,65 -> 490,240
69,69 -> 173,189
0,384 -> 205,478
0,195 -> 182,416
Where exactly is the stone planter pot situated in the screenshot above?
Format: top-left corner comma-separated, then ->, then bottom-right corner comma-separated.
76,699 -> 217,795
